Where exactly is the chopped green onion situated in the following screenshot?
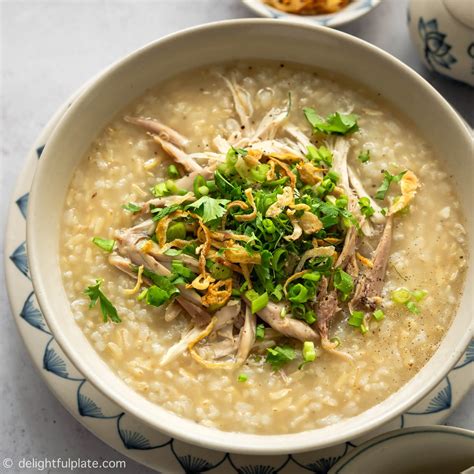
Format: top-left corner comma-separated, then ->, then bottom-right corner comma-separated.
166,222 -> 186,241
412,289 -> 428,302
250,163 -> 270,183
151,182 -> 168,197
193,174 -> 207,198
262,218 -> 276,234
336,196 -> 348,209
306,144 -> 333,167
303,309 -> 316,325
360,323 -> 368,335
92,237 -> 115,253
302,272 -> 321,282
406,301 -> 420,314
358,197 -> 375,217
256,323 -> 265,341
330,336 -> 341,347
247,291 -> 269,314
137,288 -> 148,301
326,170 -> 340,183
288,284 -> 309,303
348,310 -> 364,328
358,150 -> 370,163
237,374 -> 248,382
272,284 -> 284,301
391,287 -> 411,304
208,261 -> 233,280
272,248 -> 288,272
302,341 -> 316,362
167,164 -> 179,178
373,309 -> 385,321
280,306 -> 287,318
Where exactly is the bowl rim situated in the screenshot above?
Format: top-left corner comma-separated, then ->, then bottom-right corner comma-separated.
27,18 -> 472,454
329,426 -> 474,473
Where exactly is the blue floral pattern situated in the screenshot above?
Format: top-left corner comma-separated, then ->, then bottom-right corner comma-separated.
6,133 -> 472,472
418,18 -> 457,70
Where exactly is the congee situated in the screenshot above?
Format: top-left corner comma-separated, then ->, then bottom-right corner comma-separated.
60,62 -> 468,434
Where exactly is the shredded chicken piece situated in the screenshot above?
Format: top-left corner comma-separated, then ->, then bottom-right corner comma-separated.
236,306 -> 257,365
348,166 -> 385,224
152,135 -> 203,174
124,115 -> 189,148
218,73 -> 254,132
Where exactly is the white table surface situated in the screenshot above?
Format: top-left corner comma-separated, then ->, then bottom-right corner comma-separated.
1,0 -> 472,472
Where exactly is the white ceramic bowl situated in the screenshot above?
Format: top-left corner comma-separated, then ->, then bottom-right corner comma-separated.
27,19 -> 473,455
242,0 -> 381,27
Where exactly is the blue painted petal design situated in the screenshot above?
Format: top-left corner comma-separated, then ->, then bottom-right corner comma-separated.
238,466 -> 278,474
426,377 -> 452,412
43,340 -> 70,378
119,430 -> 152,450
16,193 -> 29,219
177,455 -> 214,473
455,339 -> 474,369
36,145 -> 45,158
305,457 -> 341,474
20,291 -> 49,334
9,241 -> 29,279
78,392 -> 104,418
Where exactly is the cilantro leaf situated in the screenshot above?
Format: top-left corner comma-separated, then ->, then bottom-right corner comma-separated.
358,150 -> 370,163
92,237 -> 115,253
334,268 -> 354,301
256,323 -> 265,341
151,204 -> 181,222
186,196 -> 230,223
374,170 -> 407,200
84,279 -> 121,323
266,345 -> 296,370
122,202 -> 141,213
304,107 -> 359,135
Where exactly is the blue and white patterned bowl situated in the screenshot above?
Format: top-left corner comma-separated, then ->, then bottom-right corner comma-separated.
242,0 -> 381,27
408,0 -> 474,86
329,426 -> 474,473
25,19 -> 473,455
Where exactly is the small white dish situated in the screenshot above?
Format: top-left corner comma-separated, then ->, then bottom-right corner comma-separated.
25,19 -> 473,455
5,80 -> 474,473
329,426 -> 474,473
408,0 -> 474,86
242,0 -> 381,27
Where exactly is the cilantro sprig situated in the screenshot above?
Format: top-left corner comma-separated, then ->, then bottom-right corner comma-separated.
304,107 -> 359,135
84,279 -> 121,323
